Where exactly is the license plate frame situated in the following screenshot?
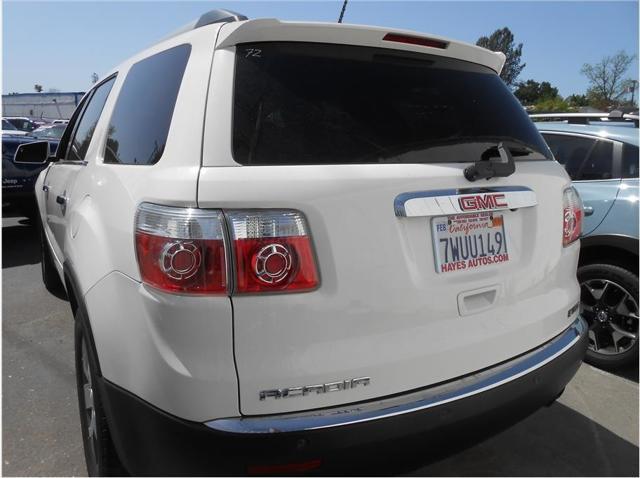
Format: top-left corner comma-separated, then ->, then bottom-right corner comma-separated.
431,212 -> 510,274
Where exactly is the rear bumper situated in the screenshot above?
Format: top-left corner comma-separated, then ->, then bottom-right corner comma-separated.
100,316 -> 587,475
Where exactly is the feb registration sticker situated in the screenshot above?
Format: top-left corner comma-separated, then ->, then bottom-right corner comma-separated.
432,212 -> 510,273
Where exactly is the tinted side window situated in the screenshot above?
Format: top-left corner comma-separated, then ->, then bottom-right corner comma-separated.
66,77 -> 116,162
622,144 -> 639,178
578,140 -> 613,180
56,94 -> 90,160
2,119 -> 17,130
542,134 -> 596,180
104,44 -> 191,165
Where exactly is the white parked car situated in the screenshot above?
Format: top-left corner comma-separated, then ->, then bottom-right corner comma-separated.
16,9 -> 587,476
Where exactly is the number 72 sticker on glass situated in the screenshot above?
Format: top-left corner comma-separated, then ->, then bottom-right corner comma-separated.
432,212 -> 510,273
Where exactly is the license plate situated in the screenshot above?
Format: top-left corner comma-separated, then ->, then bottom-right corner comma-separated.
432,212 -> 510,273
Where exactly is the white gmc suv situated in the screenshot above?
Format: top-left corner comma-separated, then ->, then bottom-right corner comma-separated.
16,10 -> 588,476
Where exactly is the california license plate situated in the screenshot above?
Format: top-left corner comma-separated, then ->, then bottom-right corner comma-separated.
432,212 -> 510,273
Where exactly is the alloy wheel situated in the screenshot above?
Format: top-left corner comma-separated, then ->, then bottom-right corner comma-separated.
81,338 -> 99,468
580,279 -> 639,356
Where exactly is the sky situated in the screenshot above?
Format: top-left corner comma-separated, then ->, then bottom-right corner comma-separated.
2,1 -> 639,97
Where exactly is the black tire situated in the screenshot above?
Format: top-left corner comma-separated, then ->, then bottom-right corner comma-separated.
74,308 -> 127,476
39,221 -> 66,298
578,263 -> 639,370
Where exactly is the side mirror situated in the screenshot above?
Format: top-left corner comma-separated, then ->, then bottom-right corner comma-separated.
13,141 -> 51,165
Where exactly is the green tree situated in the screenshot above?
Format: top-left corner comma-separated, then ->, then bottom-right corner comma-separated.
476,27 -> 526,87
585,90 -> 611,111
34,84 -> 43,93
565,94 -> 589,108
532,97 -> 570,113
514,79 -> 559,105
581,51 -> 636,107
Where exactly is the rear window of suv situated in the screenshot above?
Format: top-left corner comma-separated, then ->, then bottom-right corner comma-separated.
232,42 -> 551,166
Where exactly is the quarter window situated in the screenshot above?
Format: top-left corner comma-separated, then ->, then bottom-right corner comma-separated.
577,140 -> 613,180
104,44 -> 191,165
66,77 -> 116,162
542,134 -> 613,181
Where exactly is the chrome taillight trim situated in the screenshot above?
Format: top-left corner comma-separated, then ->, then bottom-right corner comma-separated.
135,203 -> 226,240
225,209 -> 309,239
394,186 -> 537,217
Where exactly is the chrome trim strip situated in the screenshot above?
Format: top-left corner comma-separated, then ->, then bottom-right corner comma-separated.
206,316 -> 586,434
538,130 -> 619,143
531,112 -> 639,122
394,186 -> 537,217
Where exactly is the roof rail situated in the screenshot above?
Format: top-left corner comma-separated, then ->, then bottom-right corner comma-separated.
529,112 -> 639,128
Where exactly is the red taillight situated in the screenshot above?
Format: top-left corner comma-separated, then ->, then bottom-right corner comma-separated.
562,187 -> 583,247
134,205 -> 319,295
227,210 -> 320,294
383,32 -> 448,49
135,204 -> 227,294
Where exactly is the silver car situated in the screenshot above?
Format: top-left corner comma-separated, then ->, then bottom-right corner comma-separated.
534,113 -> 639,369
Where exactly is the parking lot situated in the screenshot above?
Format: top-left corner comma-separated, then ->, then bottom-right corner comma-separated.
2,213 -> 638,476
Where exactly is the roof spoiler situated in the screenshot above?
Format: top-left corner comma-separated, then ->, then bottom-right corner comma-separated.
529,111 -> 639,128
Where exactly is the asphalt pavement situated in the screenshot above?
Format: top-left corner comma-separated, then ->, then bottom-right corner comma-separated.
2,214 -> 638,476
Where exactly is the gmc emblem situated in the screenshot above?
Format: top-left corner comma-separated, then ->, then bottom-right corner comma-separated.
458,193 -> 508,211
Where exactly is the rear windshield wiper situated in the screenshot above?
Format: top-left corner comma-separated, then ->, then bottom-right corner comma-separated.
464,142 -> 516,182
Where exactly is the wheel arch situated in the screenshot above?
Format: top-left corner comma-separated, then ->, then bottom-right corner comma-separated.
579,234 -> 639,275
64,260 -> 103,377
64,264 -> 80,318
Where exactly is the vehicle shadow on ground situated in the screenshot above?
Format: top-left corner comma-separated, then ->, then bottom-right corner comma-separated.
388,402 -> 639,476
320,402 -> 638,476
2,215 -> 39,269
611,365 -> 639,383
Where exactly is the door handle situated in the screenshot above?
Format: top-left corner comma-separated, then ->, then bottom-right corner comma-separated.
583,206 -> 594,216
56,195 -> 67,205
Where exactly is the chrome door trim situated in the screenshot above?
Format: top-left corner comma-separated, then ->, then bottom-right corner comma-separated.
394,186 -> 537,217
57,160 -> 89,166
205,316 -> 586,434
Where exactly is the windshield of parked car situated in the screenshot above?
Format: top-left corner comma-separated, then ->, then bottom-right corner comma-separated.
2,119 -> 18,130
33,125 -> 66,139
232,42 -> 552,165
8,119 -> 36,131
